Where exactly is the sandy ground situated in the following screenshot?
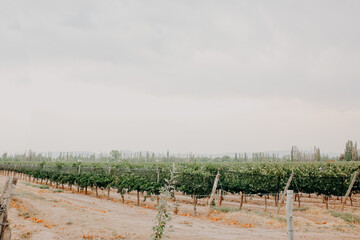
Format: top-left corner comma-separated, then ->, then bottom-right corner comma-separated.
2,175 -> 360,240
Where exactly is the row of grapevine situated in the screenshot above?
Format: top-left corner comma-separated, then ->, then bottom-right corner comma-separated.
0,161 -> 359,199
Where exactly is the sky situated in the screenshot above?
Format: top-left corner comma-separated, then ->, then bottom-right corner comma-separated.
1,0 -> 360,155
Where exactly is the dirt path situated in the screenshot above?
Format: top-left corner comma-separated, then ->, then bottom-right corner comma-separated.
3,176 -> 359,239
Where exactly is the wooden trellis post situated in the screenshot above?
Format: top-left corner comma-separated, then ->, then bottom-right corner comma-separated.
107,167 -> 112,199
286,190 -> 294,240
0,176 -> 18,240
341,171 -> 359,212
156,168 -> 160,205
206,172 -> 220,217
277,171 -> 294,214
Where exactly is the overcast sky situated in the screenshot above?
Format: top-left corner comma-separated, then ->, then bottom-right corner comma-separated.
1,0 -> 359,155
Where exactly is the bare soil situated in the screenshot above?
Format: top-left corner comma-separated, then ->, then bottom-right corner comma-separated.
2,175 -> 360,240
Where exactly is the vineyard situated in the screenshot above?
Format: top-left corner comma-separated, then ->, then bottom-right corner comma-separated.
1,160 -> 360,239
1,161 -> 360,208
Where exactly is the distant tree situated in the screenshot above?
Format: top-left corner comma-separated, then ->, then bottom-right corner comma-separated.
352,142 -> 359,161
110,150 -> 120,161
221,155 -> 232,162
314,146 -> 321,161
291,146 -> 298,162
28,150 -> 36,161
344,140 -> 354,161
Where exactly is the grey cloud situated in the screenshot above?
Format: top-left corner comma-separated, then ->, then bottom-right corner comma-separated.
3,0 -> 360,108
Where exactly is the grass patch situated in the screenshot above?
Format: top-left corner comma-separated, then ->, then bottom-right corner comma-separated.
331,211 -> 360,224
14,192 -> 46,201
18,212 -> 30,219
253,210 -> 286,223
211,206 -> 240,213
20,231 -> 32,239
23,182 -> 49,189
294,206 -> 309,212
52,189 -> 63,193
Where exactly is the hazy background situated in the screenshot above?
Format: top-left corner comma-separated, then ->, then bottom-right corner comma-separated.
1,0 -> 359,155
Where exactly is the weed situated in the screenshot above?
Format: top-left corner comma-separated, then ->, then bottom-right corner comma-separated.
253,210 -> 286,223
24,182 -> 49,189
19,212 -> 30,219
294,206 -> 309,212
211,206 -> 239,213
331,211 -> 360,224
152,172 -> 177,240
20,231 -> 32,239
